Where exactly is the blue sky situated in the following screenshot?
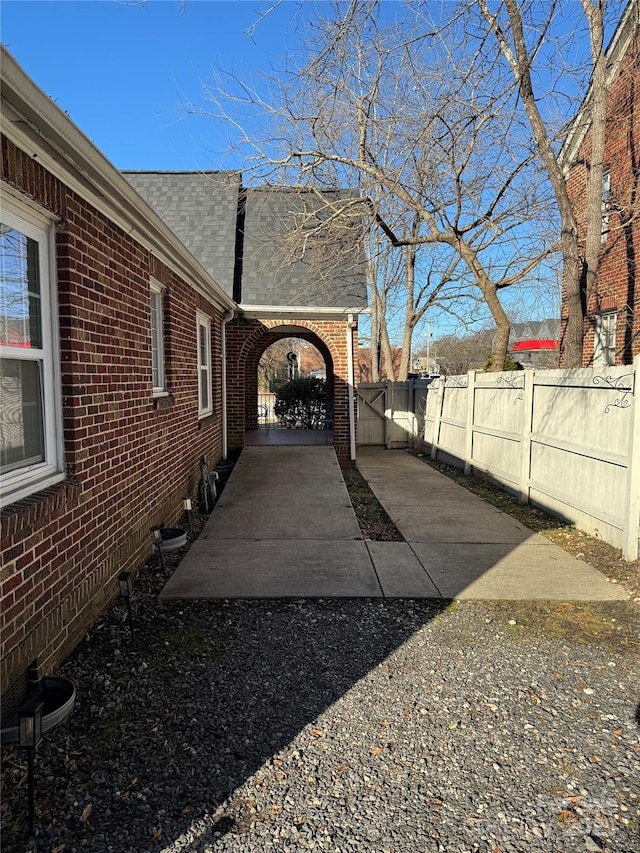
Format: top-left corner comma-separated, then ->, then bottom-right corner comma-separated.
2,0 -> 308,171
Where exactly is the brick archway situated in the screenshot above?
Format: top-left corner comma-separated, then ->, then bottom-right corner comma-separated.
226,317 -> 356,461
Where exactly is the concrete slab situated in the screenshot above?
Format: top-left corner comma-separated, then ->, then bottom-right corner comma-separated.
159,539 -> 381,599
160,446 -> 383,599
160,444 -> 626,602
202,446 -> 361,541
357,477 -> 468,508
358,448 -> 626,601
366,541 -> 441,597
388,505 -> 533,544
410,541 -> 625,600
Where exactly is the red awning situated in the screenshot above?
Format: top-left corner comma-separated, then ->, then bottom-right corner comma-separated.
511,339 -> 559,352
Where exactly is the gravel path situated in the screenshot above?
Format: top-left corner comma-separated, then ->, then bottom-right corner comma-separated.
1,571 -> 638,853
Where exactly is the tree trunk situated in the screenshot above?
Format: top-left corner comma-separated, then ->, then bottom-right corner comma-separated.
581,0 -> 607,312
485,286 -> 511,371
398,244 -> 417,380
370,283 -> 381,382
483,0 -> 586,367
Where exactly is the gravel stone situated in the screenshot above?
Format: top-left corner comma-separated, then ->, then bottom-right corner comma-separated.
1,560 -> 638,853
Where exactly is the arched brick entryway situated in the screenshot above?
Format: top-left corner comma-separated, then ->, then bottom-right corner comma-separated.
225,317 -> 357,462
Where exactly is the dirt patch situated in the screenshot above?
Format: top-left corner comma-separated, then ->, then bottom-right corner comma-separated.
480,600 -> 640,653
342,467 -> 404,541
409,450 -> 640,601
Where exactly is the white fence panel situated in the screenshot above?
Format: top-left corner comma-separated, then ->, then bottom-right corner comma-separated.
357,361 -> 639,559
421,359 -> 639,560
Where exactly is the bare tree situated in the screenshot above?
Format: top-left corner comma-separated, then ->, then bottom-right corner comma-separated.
205,0 -> 560,372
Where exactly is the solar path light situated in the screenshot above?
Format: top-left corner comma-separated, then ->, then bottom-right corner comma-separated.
18,699 -> 43,839
183,497 -> 194,539
118,571 -> 134,638
150,526 -> 168,576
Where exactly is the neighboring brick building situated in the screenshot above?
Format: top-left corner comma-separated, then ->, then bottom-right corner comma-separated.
561,0 -> 640,367
1,51 -> 366,702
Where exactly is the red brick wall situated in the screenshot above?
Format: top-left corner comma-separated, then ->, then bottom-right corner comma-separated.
1,137 -> 225,694
562,30 -> 640,366
226,318 -> 356,461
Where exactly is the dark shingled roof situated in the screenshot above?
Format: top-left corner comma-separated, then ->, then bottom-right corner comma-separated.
122,171 -> 368,310
123,171 -> 241,296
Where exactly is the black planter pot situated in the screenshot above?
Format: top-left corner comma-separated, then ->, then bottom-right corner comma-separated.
1,676 -> 76,744
155,528 -> 187,552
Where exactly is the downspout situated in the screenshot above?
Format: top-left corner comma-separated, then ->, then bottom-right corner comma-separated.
347,313 -> 357,462
221,307 -> 236,461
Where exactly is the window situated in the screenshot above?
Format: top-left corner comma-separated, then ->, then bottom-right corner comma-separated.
150,280 -> 166,394
601,166 -> 611,243
1,197 -> 63,505
196,312 -> 212,417
593,311 -> 617,367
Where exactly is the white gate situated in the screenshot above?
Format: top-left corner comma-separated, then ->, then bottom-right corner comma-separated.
357,380 -> 428,447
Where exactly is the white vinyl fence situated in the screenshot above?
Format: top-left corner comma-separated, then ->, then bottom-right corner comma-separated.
357,357 -> 640,560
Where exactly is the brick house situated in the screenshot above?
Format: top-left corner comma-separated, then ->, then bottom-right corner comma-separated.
561,0 -> 639,367
1,51 -> 366,702
124,173 -> 367,461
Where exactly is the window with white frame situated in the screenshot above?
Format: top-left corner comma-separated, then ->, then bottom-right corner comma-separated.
196,312 -> 212,417
593,310 -> 617,367
0,196 -> 63,504
150,280 -> 166,394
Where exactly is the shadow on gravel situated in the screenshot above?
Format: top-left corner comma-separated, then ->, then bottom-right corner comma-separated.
1,597 -> 449,852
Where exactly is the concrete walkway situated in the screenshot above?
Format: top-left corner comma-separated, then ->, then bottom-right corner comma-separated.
160,445 -> 626,601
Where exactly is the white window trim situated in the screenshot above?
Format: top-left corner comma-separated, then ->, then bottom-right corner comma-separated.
196,311 -> 213,418
150,279 -> 167,397
593,310 -> 617,368
1,194 -> 64,506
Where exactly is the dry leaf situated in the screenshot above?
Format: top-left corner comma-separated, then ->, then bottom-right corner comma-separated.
79,804 -> 92,823
181,806 -> 191,815
310,729 -> 323,737
272,759 -> 283,766
380,720 -> 391,726
566,795 -> 585,804
116,790 -> 130,801
52,846 -> 66,853
590,756 -> 602,763
151,827 -> 162,841
614,728 -> 623,736
403,709 -> 411,719
558,810 -> 577,826
271,803 -> 283,814
370,747 -> 384,755
336,765 -> 350,773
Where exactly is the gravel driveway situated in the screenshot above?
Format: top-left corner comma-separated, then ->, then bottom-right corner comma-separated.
1,570 -> 638,853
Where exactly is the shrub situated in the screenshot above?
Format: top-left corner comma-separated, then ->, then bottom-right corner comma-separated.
275,378 -> 328,429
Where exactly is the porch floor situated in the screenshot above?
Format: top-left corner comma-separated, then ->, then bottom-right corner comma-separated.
245,429 -> 333,446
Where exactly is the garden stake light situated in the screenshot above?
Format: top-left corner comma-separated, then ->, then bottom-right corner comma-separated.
183,497 -> 193,539
118,572 -> 134,638
150,526 -> 167,576
18,699 -> 43,842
